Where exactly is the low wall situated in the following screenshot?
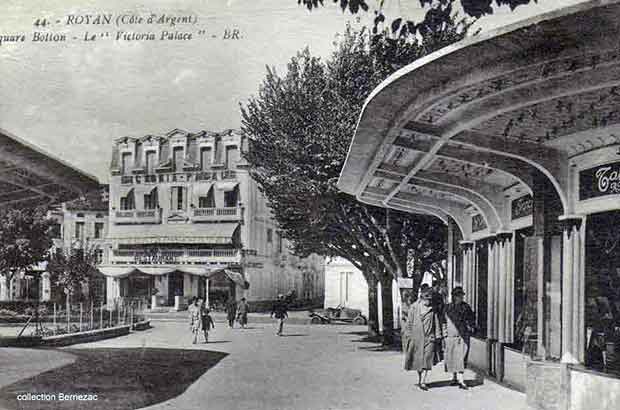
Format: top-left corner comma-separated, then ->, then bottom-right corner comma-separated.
469,337 -> 488,372
0,336 -> 42,347
569,367 -> 620,410
503,347 -> 527,391
525,361 -> 564,410
43,324 -> 131,347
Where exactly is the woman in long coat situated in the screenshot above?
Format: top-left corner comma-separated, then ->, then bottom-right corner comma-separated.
404,288 -> 443,390
443,286 -> 476,390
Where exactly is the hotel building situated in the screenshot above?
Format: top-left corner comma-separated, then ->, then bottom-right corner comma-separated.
96,129 -> 324,310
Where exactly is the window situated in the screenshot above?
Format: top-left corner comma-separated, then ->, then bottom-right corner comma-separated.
49,223 -> 61,239
75,222 -> 85,240
267,228 -> 273,243
225,145 -> 239,169
94,223 -> 104,239
200,147 -> 212,170
224,186 -> 239,208
172,147 -> 184,172
144,188 -> 158,210
120,190 -> 135,210
170,186 -> 186,211
95,249 -> 104,264
121,152 -> 132,175
145,150 -> 156,174
277,232 -> 283,253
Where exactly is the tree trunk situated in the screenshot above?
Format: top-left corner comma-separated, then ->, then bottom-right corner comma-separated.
366,274 -> 379,338
380,275 -> 394,346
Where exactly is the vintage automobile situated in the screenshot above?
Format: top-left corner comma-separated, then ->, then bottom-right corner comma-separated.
309,305 -> 367,325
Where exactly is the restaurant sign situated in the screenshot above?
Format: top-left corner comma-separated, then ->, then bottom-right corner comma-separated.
579,161 -> 620,200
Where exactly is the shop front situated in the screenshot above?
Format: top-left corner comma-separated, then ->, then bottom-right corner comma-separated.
98,265 -> 248,311
337,2 -> 620,409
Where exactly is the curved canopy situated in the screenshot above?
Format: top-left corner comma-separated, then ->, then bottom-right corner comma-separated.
338,0 -> 620,239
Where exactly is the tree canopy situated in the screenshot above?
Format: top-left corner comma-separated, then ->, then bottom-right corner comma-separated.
0,206 -> 54,297
240,23 -> 466,288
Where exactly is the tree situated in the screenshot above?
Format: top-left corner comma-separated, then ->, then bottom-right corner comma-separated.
0,206 -> 54,301
241,24 -> 461,343
296,0 -> 538,23
47,243 -> 100,327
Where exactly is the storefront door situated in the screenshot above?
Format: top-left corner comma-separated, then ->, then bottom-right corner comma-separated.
168,271 -> 184,306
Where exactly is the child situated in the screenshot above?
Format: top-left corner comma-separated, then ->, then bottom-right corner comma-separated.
201,304 -> 215,343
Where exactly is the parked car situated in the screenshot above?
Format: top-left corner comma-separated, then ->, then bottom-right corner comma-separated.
309,305 -> 367,325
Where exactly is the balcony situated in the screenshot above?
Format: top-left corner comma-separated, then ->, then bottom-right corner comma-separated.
110,248 -> 241,265
191,207 -> 242,223
114,209 -> 162,225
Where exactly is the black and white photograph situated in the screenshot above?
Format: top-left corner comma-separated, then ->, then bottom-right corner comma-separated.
1,1 -> 619,409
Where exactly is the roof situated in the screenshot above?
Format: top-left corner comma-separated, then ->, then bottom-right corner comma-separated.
0,128 -> 100,207
338,0 -> 620,240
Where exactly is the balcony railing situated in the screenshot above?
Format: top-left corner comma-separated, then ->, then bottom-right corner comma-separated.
114,209 -> 162,225
191,207 -> 242,222
110,248 -> 241,264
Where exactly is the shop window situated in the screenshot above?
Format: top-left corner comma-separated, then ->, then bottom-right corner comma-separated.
585,211 -> 620,375
94,222 -> 104,239
267,228 -> 273,243
512,227 -> 534,351
476,241 -> 488,338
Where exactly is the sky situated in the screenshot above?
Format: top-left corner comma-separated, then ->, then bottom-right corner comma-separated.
0,0 -> 586,181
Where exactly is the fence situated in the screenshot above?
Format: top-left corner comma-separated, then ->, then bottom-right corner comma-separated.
18,298 -> 148,337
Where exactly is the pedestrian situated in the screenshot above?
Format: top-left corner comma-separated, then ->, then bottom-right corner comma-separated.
200,300 -> 215,343
443,286 -> 476,390
271,294 -> 288,336
188,297 -> 203,344
403,287 -> 443,391
226,297 -> 237,328
237,297 -> 249,329
431,280 -> 446,365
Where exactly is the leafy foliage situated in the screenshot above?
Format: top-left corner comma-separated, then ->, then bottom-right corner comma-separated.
0,206 -> 54,284
296,0 -> 538,33
47,245 -> 100,298
240,23 -> 469,287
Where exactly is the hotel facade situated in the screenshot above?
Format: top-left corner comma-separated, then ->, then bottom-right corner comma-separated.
94,129 -> 323,310
338,2 -> 620,409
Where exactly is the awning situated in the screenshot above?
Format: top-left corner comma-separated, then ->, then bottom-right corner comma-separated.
119,186 -> 134,197
193,183 -> 213,198
97,265 -> 211,278
216,181 -> 238,191
206,268 -> 250,289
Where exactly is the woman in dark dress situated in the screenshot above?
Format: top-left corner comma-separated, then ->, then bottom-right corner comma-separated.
443,287 -> 476,390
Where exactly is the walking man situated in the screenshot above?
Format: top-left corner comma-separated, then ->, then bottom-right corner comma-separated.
237,297 -> 249,329
443,286 -> 476,390
188,297 -> 203,344
271,294 -> 288,336
226,297 -> 237,328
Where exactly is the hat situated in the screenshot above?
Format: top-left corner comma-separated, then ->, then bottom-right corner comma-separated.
420,288 -> 433,300
452,286 -> 465,297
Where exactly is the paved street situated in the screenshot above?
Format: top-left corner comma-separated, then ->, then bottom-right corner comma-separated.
51,321 -> 527,410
